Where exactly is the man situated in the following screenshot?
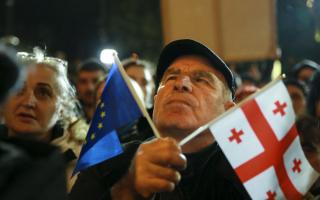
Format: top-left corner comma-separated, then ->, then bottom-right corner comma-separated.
76,59 -> 107,122
296,115 -> 320,198
122,54 -> 155,109
70,39 -> 250,199
284,79 -> 308,117
292,59 -> 320,85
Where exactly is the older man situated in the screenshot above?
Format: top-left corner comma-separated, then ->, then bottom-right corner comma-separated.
70,39 -> 250,200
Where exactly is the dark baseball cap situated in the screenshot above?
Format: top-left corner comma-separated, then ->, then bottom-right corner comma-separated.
156,39 -> 235,99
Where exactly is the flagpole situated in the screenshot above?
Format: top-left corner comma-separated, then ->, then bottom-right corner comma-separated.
179,74 -> 286,147
113,54 -> 161,138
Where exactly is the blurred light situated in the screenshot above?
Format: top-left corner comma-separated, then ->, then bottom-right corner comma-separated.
306,0 -> 314,8
271,59 -> 282,80
315,29 -> 320,43
100,49 -> 117,64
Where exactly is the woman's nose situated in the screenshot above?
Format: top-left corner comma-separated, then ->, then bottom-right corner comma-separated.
20,91 -> 37,108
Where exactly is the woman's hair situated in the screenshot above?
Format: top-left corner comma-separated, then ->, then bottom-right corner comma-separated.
17,47 -> 79,127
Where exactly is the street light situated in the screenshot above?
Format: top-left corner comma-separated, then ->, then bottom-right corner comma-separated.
99,49 -> 117,64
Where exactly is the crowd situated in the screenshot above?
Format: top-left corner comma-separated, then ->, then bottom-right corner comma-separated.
0,38 -> 319,200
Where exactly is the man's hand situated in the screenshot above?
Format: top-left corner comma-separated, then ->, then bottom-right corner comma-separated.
111,137 -> 187,200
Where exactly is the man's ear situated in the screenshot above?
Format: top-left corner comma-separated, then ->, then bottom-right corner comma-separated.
224,101 -> 236,111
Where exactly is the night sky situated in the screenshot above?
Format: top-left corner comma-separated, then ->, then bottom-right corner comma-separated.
1,0 -> 320,71
0,0 -> 163,64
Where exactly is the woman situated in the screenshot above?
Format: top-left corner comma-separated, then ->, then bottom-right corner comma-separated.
1,48 -> 88,191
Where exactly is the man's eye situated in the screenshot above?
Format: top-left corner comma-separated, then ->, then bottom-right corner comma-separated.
194,76 -> 210,84
195,77 -> 206,82
165,75 -> 177,82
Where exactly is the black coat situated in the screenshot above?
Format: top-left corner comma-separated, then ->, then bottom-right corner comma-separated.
0,137 -> 67,200
69,140 -> 250,200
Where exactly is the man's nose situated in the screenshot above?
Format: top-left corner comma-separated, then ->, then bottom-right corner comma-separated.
174,75 -> 192,92
88,82 -> 96,91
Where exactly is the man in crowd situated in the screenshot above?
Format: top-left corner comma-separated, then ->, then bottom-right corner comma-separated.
284,79 -> 308,117
122,54 -> 155,109
292,59 -> 320,85
70,39 -> 250,199
76,59 -> 107,122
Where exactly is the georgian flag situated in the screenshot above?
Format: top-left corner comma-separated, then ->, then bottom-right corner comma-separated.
209,80 -> 319,200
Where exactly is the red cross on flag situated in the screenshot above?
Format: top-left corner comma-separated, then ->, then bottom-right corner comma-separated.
180,79 -> 319,200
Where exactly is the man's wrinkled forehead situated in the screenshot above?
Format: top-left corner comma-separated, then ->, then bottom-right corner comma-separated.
161,56 -> 228,85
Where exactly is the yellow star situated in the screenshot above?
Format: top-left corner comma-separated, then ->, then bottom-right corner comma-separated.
90,133 -> 95,140
100,111 -> 106,118
98,123 -> 103,129
100,102 -> 104,108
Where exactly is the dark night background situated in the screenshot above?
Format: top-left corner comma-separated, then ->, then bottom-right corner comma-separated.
1,0 -> 320,73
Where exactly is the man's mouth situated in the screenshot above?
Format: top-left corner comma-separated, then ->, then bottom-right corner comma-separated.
166,100 -> 191,106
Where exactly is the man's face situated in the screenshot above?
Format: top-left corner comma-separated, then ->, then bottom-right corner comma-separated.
286,85 -> 306,116
297,67 -> 315,84
125,65 -> 148,97
153,55 -> 232,139
76,70 -> 105,106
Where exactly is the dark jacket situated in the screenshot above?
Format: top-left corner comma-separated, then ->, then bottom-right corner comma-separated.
0,137 -> 67,200
69,140 -> 250,200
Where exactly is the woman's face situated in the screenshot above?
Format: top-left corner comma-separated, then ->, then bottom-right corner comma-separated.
3,64 -> 61,141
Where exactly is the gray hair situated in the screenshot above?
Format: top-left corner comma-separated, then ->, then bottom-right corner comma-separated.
17,48 -> 79,127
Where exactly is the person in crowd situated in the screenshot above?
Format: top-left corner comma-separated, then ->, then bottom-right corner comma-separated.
76,59 -> 108,122
94,76 -> 148,143
239,73 -> 259,87
234,84 -> 259,103
1,48 -> 88,191
284,79 -> 308,117
94,76 -> 144,108
307,70 -> 320,119
122,53 -> 155,108
69,39 -> 250,200
296,115 -> 320,199
292,59 -> 320,85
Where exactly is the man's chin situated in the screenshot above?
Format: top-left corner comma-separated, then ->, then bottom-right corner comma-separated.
81,99 -> 95,107
158,123 -> 196,139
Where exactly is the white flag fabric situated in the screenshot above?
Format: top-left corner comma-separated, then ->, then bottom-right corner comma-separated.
209,80 -> 319,200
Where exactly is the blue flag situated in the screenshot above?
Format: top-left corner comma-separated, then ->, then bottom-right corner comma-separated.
73,62 -> 142,174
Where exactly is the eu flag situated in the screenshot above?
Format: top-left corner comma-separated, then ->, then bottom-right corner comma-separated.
73,62 -> 142,174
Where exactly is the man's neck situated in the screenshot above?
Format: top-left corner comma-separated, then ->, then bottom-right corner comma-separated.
160,128 -> 214,153
180,131 -> 214,153
83,105 -> 95,121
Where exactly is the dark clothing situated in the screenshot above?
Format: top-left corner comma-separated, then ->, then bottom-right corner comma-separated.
0,137 -> 67,200
69,140 -> 250,200
0,124 -> 76,163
